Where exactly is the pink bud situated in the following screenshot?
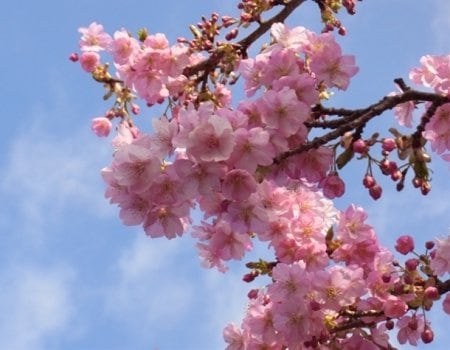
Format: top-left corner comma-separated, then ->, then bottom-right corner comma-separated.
363,175 -> 376,188
369,184 -> 382,200
243,271 -> 258,283
421,327 -> 434,344
385,319 -> 395,330
381,272 -> 391,283
405,258 -> 419,271
80,51 -> 100,73
247,289 -> 258,299
91,117 -> 112,137
382,138 -> 397,152
395,235 -> 415,255
69,52 -> 79,62
425,241 -> 435,250
352,139 -> 368,153
424,286 -> 439,300
131,103 -> 140,115
319,173 -> 345,199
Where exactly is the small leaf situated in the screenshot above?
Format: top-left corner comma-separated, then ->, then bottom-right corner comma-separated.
336,148 -> 354,170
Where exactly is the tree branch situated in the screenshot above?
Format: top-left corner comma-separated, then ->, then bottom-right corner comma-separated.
182,0 -> 307,78
276,87 -> 450,163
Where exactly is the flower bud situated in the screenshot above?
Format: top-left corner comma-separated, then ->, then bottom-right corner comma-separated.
421,327 -> 434,344
363,175 -> 376,188
405,258 -> 419,271
369,184 -> 382,200
424,286 -> 439,300
382,138 -> 397,152
352,139 -> 368,154
425,241 -> 435,250
395,235 -> 415,255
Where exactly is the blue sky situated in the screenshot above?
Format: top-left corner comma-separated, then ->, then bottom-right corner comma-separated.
1,1 -> 450,349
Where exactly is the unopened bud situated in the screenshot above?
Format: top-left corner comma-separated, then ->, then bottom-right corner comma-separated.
247,289 -> 258,299
425,241 -> 435,250
421,327 -> 434,344
424,286 -> 439,300
69,52 -> 79,62
369,184 -> 382,200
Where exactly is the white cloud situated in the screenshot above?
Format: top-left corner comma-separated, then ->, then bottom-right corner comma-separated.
0,264 -> 75,350
105,234 -> 195,333
0,120 -> 113,240
104,231 -> 262,349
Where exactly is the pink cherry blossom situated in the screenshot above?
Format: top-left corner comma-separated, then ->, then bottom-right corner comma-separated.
228,127 -> 275,173
430,234 -> 450,276
423,103 -> 450,154
224,323 -> 247,350
383,296 -> 408,318
109,29 -> 139,64
410,54 -> 450,95
143,202 -> 190,239
78,22 -> 112,52
396,315 -> 424,346
310,52 -> 359,90
269,23 -> 309,51
259,87 -> 309,137
186,114 -> 236,162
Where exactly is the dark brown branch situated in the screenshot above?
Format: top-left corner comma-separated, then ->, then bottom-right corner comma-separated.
276,88 -> 450,163
182,0 -> 307,78
437,278 -> 450,295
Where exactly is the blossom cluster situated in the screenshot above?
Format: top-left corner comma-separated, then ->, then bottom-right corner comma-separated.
74,14 -> 450,350
224,213 -> 450,349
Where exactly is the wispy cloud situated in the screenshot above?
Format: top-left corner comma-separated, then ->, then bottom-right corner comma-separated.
0,264 -> 75,350
105,234 -> 195,341
432,0 -> 450,52
0,119 -> 113,242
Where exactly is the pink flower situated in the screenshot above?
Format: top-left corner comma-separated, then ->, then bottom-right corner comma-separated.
259,87 -> 309,137
423,103 -> 450,154
310,49 -> 359,90
112,142 -> 161,193
78,22 -> 112,52
395,235 -> 415,255
269,262 -> 310,301
80,51 -> 100,72
222,169 -> 258,201
223,323 -> 247,350
259,48 -> 299,86
228,127 -> 275,173
286,147 -> 333,183
143,202 -> 190,239
109,29 -> 139,64
269,23 -> 309,51
186,114 -> 236,162
91,117 -> 112,137
383,296 -> 408,318
410,54 -> 450,95
396,315 -> 424,346
272,73 -> 320,106
238,54 -> 268,97
208,221 -> 252,261
430,235 -> 450,276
